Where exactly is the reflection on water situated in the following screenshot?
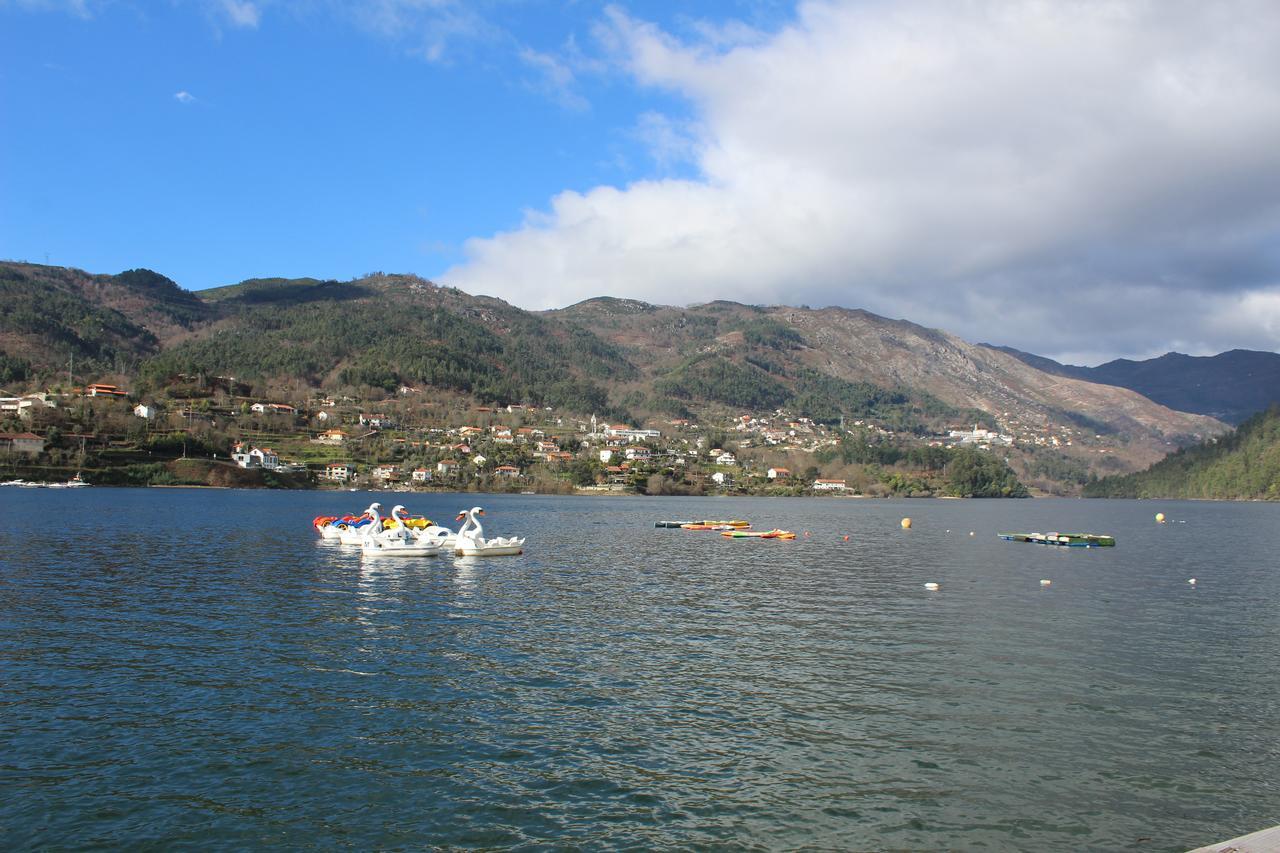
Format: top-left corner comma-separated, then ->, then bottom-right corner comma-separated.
1,488 -> 1278,851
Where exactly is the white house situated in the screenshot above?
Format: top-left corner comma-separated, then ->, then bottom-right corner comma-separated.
767,467 -> 791,480
315,429 -> 347,445
598,449 -> 614,464
411,467 -> 432,482
372,464 -> 399,481
494,465 -> 521,478
231,443 -> 280,470
250,402 -> 296,415
604,424 -> 662,441
711,471 -> 733,487
813,478 -> 847,491
323,463 -> 354,482
624,446 -> 652,461
437,459 -> 460,476
715,452 -> 737,466
133,403 -> 157,420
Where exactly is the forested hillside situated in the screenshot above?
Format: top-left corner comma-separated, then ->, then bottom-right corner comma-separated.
1083,406 -> 1280,499
144,275 -> 636,416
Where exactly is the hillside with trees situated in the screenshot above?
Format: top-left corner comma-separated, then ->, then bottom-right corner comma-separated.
1083,406 -> 1280,499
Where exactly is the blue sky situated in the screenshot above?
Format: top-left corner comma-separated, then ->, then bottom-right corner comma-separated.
0,1 -> 783,285
3,1 -> 1280,363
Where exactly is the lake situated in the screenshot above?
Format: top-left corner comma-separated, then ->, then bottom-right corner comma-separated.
2,489 -> 1277,850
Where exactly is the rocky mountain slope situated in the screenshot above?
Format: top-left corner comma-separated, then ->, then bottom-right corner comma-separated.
553,298 -> 1225,469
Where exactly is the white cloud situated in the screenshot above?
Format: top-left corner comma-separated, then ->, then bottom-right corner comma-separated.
3,0 -> 93,17
217,0 -> 259,28
518,46 -> 589,111
174,90 -> 196,103
339,0 -> 493,63
444,0 -> 1280,361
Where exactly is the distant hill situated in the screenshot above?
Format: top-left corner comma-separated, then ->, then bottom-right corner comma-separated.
988,345 -> 1280,424
1083,405 -> 1280,499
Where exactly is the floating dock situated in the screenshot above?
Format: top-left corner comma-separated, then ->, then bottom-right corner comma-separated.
1188,823 -> 1280,852
998,532 -> 1116,547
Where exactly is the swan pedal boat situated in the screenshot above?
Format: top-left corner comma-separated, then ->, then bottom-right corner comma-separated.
361,505 -> 448,557
721,529 -> 796,540
454,507 -> 525,556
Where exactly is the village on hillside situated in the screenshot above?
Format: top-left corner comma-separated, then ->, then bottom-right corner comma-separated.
0,375 -> 1102,495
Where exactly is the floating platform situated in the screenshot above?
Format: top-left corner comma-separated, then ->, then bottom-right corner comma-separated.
655,519 -> 750,529
1188,823 -> 1280,852
999,532 -> 1116,547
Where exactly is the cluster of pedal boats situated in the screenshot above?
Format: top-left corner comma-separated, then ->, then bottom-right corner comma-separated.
655,519 -> 797,540
314,503 -> 524,557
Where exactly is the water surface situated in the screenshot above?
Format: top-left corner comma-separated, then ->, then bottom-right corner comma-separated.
2,490 -> 1277,850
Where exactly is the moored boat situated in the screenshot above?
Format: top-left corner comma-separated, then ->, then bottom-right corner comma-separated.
720,529 -> 797,540
999,532 -> 1116,547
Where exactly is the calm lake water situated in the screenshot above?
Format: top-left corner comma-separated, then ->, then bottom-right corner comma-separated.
2,489 -> 1277,851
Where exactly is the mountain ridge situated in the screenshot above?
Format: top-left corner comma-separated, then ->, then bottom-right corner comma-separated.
988,344 -> 1280,424
0,261 -> 1231,485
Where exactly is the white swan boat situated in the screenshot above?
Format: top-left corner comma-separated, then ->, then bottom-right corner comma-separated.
453,506 -> 525,556
361,505 -> 445,557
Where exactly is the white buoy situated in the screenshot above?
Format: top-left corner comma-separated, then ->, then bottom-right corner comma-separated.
1040,579 -> 1051,586
1188,578 -> 1197,585
969,531 -> 975,537
924,582 -> 940,591
1156,512 -> 1166,523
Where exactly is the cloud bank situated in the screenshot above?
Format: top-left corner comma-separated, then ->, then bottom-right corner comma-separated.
443,0 -> 1280,362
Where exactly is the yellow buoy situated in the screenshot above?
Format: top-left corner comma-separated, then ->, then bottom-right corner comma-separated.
901,517 -> 912,529
1156,512 -> 1166,523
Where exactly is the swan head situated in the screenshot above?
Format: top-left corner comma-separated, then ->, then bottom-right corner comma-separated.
472,506 -> 485,516
391,504 -> 406,516
455,511 -> 467,522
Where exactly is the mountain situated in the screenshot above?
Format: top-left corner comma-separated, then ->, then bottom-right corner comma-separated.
0,261 -> 1228,481
988,345 -> 1280,425
1083,405 -> 1280,499
0,263 -> 210,380
554,298 -> 1225,470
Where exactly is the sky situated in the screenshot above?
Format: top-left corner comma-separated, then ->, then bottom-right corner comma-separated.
2,0 -> 1280,365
